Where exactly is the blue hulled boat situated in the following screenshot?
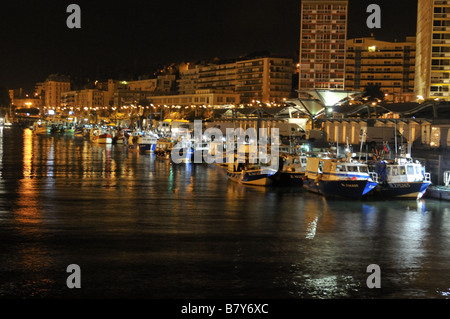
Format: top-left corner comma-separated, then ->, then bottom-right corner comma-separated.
369,157 -> 431,199
303,155 -> 378,199
226,144 -> 278,187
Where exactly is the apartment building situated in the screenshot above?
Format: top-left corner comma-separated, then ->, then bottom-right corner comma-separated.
42,74 -> 71,108
178,68 -> 198,95
299,0 -> 348,92
61,89 -> 106,111
345,37 -> 416,102
149,90 -> 240,107
415,0 -> 450,100
178,57 -> 293,105
197,62 -> 237,93
236,57 -> 293,104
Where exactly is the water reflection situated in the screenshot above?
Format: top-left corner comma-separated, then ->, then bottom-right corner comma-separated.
0,128 -> 449,298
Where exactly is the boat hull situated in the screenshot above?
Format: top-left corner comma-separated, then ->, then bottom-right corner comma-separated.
138,143 -> 156,153
303,178 -> 377,199
227,170 -> 276,187
273,172 -> 305,186
373,181 -> 431,199
92,134 -> 112,144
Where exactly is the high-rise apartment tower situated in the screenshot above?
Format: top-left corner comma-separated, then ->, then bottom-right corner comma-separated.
415,0 -> 450,100
299,0 -> 348,93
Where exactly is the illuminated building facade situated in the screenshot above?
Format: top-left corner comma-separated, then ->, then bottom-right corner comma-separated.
346,37 -> 416,102
178,57 -> 293,105
415,0 -> 450,100
299,0 -> 348,92
42,74 -> 71,108
236,57 -> 293,104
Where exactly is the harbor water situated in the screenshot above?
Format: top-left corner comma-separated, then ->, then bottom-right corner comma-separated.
1,126 -> 450,299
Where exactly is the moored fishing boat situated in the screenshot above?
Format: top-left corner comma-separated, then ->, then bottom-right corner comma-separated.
369,156 -> 431,199
155,139 -> 174,160
128,131 -> 158,153
303,154 -> 378,199
272,153 -> 307,186
226,144 -> 278,187
90,127 -> 112,144
138,132 -> 159,153
32,121 -> 49,135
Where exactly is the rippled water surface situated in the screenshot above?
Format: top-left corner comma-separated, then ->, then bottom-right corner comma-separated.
1,127 -> 450,299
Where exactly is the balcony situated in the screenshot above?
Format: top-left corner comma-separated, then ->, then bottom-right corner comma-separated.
432,39 -> 450,45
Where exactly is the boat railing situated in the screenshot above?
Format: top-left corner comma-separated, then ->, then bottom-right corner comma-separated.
443,171 -> 450,186
369,172 -> 379,183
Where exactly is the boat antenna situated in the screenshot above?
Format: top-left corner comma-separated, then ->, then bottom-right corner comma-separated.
336,126 -> 339,157
394,120 -> 398,158
359,128 -> 366,161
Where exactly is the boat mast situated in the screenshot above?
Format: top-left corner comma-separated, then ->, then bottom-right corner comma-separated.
359,128 -> 366,161
394,120 -> 398,158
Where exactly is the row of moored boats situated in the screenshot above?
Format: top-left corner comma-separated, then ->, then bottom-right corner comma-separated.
30,120 -> 432,200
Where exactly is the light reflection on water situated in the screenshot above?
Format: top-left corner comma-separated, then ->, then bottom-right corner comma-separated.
0,127 -> 450,299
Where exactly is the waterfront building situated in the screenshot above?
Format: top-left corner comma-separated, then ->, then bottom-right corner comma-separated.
42,74 -> 71,109
113,89 -> 151,109
126,79 -> 158,92
345,37 -> 416,102
177,57 -> 294,105
60,89 -> 106,115
197,62 -> 237,93
415,0 -> 450,101
11,97 -> 42,109
236,57 -> 293,104
148,90 -> 240,108
299,0 -> 348,92
178,67 -> 199,95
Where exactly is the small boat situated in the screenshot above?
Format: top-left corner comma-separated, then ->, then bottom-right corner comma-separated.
303,154 -> 378,199
127,131 -> 158,153
32,121 -> 49,135
114,129 -> 132,144
226,144 -> 278,187
369,157 -> 432,199
273,153 -> 307,186
90,128 -> 112,144
138,132 -> 158,153
155,139 -> 174,160
74,127 -> 85,137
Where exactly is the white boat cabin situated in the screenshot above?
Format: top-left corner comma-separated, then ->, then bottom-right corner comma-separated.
385,158 -> 431,183
281,154 -> 307,173
306,157 -> 376,182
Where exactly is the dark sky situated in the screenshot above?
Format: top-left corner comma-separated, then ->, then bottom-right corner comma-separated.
0,0 -> 417,92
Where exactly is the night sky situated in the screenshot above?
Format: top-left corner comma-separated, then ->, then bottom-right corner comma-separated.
0,0 -> 417,92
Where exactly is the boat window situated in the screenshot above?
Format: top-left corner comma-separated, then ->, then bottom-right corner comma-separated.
318,161 -> 324,173
336,164 -> 343,172
293,159 -> 300,164
400,166 -> 406,175
391,167 -> 398,176
347,165 -> 357,172
407,165 -> 414,175
359,166 -> 368,173
415,166 -> 421,175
